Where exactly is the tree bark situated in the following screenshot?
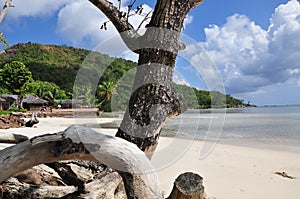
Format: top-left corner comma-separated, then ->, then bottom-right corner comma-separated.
116,0 -> 203,156
88,0 -> 140,51
0,126 -> 163,199
167,172 -> 206,199
1,178 -> 77,199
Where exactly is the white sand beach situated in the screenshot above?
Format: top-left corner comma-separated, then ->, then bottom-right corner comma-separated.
1,117 -> 300,199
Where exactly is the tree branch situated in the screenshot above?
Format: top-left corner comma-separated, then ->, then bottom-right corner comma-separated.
88,0 -> 141,52
187,0 -> 203,10
0,0 -> 13,23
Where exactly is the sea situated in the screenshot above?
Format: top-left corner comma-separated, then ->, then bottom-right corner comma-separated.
89,105 -> 300,153
161,105 -> 300,152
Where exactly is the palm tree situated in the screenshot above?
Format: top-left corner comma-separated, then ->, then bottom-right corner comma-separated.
97,81 -> 117,108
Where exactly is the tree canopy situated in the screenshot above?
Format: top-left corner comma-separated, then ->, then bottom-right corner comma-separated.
0,61 -> 33,95
22,80 -> 67,102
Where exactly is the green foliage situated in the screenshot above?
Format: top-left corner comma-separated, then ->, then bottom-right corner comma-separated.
22,80 -> 67,102
72,84 -> 95,106
0,33 -> 10,49
226,94 -> 244,108
0,43 -> 136,94
174,84 -> 247,109
0,110 -> 9,115
0,61 -> 33,94
8,107 -> 27,113
0,86 -> 10,94
97,81 -> 117,112
0,42 -> 248,110
99,58 -> 136,84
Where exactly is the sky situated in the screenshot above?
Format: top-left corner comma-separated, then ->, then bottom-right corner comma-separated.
0,0 -> 299,106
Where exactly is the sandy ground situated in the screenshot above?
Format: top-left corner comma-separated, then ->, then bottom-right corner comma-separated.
1,117 -> 300,199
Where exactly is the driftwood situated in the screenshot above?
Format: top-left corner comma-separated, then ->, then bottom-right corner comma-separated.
0,126 -> 206,198
1,169 -> 124,198
0,132 -> 28,144
1,177 -> 77,198
0,161 -> 127,198
0,125 -> 163,199
274,171 -> 295,179
25,112 -> 39,127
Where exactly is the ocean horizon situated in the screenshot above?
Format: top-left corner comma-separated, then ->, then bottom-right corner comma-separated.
161,105 -> 300,152
85,105 -> 300,153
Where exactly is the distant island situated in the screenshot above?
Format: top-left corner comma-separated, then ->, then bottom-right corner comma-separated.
0,42 -> 254,112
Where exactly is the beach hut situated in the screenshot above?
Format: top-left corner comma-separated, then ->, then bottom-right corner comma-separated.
0,96 -> 7,110
22,95 -> 48,111
61,99 -> 83,109
0,94 -> 18,110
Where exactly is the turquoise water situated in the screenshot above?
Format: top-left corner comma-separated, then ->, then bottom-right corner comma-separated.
162,106 -> 300,151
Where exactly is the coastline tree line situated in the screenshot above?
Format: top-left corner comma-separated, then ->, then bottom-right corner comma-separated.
0,43 -> 248,112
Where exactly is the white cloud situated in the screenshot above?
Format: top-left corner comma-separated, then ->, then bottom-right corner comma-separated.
191,0 -> 300,95
184,15 -> 193,27
56,1 -> 153,56
173,71 -> 191,86
5,0 -> 73,19
56,0 -> 112,48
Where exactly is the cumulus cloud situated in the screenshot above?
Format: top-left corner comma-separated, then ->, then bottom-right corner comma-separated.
56,0 -> 153,56
173,71 -> 191,86
192,0 -> 300,94
4,0 -> 73,19
56,0 -> 110,48
184,15 -> 193,27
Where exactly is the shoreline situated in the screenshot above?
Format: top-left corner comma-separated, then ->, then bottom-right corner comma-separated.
1,116 -> 300,153
1,117 -> 300,199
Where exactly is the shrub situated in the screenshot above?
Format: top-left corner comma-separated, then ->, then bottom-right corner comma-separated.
0,110 -> 9,115
8,107 -> 27,113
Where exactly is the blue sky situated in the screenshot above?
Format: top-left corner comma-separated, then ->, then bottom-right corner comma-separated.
0,0 -> 300,106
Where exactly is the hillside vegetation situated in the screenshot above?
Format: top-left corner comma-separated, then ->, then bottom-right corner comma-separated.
0,42 -> 249,111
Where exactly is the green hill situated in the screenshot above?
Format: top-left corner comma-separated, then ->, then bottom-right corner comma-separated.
0,42 -> 249,110
0,42 -> 135,93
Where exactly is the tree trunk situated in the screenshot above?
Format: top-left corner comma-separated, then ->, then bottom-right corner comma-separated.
112,1 -> 202,197
115,0 -> 198,156
167,172 -> 206,199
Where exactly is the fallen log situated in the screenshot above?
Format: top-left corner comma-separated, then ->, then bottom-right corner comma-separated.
0,177 -> 77,198
82,171 -> 124,198
0,125 -> 163,199
0,132 -> 29,144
